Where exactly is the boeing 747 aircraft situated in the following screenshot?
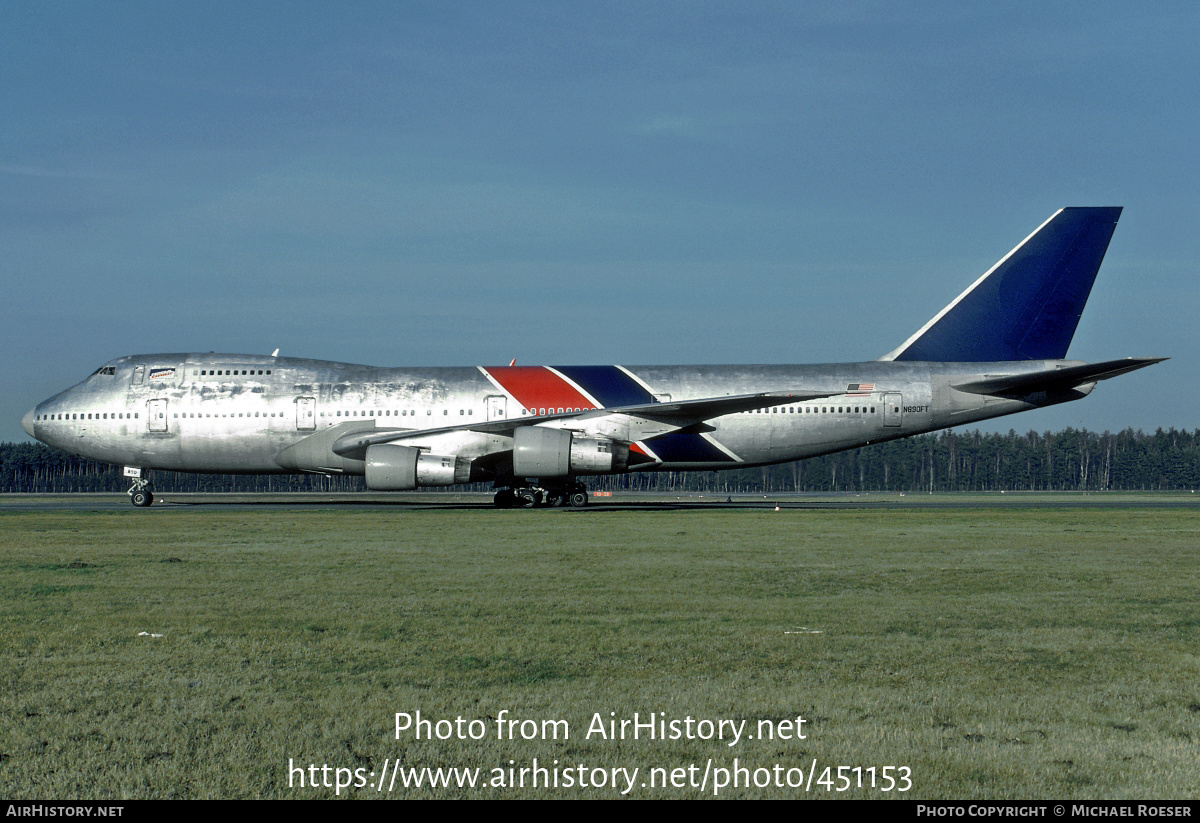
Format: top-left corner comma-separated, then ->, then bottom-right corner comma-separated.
22,208 -> 1164,507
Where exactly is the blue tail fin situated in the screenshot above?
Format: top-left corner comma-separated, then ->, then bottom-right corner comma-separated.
882,207 -> 1122,362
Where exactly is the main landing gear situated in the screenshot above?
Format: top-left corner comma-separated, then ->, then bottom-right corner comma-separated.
493,482 -> 590,509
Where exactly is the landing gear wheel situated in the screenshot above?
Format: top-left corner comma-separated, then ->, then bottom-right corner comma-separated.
127,475 -> 155,508
497,484 -> 585,509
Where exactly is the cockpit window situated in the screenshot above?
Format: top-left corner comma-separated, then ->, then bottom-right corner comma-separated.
91,366 -> 116,376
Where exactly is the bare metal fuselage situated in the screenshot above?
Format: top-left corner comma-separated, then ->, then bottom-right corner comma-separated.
25,352 -> 1085,478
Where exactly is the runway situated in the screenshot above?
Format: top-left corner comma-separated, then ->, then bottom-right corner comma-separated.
4,491 -> 1199,512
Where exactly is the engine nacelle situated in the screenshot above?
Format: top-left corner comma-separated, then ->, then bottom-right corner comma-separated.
512,426 -> 628,478
364,444 -> 470,490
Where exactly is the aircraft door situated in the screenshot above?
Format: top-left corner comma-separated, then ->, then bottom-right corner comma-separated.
486,395 -> 507,421
296,397 -> 316,431
148,399 -> 168,432
883,392 -> 902,427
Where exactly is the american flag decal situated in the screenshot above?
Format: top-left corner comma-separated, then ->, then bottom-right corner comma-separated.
846,382 -> 875,396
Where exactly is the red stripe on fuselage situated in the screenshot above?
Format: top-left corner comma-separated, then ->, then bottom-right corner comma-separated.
484,367 -> 596,412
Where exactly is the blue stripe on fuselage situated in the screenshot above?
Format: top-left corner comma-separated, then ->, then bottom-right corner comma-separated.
552,366 -> 655,408
642,431 -> 735,463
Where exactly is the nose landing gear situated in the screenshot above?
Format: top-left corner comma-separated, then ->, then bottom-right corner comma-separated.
125,468 -> 154,507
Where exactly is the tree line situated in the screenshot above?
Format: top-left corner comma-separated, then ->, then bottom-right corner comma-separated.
4,427 -> 1198,494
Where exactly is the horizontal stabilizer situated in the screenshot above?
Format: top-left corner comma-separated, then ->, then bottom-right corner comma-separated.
952,357 -> 1167,397
883,208 -> 1123,362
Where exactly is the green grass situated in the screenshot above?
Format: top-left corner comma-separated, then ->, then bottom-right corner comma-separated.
1,504 -> 1197,798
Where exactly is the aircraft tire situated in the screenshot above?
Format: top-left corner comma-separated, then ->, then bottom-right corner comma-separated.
131,490 -> 153,507
568,491 -> 588,508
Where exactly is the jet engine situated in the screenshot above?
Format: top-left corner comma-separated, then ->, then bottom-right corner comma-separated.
365,444 -> 470,490
511,426 -> 628,478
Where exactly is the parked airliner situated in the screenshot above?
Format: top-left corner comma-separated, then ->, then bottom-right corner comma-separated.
22,207 -> 1163,507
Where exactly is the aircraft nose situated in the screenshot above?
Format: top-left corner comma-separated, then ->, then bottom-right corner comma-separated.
22,408 -> 35,438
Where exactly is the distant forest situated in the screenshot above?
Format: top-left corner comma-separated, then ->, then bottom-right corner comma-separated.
4,427 -> 1199,494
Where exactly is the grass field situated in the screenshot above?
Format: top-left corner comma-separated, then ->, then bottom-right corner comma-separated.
1,499 -> 1197,798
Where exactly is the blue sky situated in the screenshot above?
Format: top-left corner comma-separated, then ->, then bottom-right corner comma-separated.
4,2 -> 1197,443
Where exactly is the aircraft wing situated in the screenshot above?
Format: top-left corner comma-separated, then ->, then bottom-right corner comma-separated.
330,389 -> 841,459
951,357 -> 1167,397
594,390 -> 841,420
